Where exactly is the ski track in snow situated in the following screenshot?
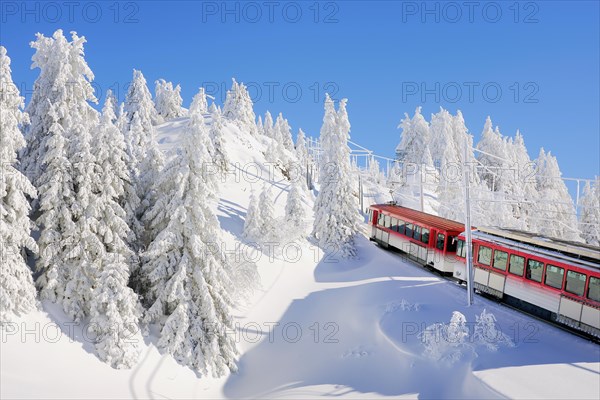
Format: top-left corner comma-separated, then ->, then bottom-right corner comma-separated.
2,118 -> 599,400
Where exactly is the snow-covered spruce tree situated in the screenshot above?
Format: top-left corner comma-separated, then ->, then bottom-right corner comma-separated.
396,106 -> 433,167
509,130 -> 539,230
123,69 -> 161,131
579,178 -> 600,246
473,118 -> 520,228
222,78 -> 257,136
275,113 -> 295,151
263,111 -> 274,138
0,46 -> 38,322
141,90 -> 237,377
429,107 -> 459,170
155,79 -> 185,121
194,87 -> 209,116
534,149 -> 581,241
88,97 -> 142,368
256,115 -> 265,136
312,95 -> 361,258
295,128 -> 312,189
295,128 -> 309,167
433,110 -> 494,225
243,190 -> 261,241
285,177 -> 308,237
123,69 -> 164,245
86,94 -> 142,367
208,102 -> 229,175
258,184 -> 277,242
20,30 -> 96,187
35,102 -> 73,303
98,91 -> 141,247
476,117 -> 509,191
28,30 -> 99,312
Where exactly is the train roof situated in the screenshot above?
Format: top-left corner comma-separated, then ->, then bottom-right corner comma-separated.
370,203 -> 465,233
475,226 -> 600,263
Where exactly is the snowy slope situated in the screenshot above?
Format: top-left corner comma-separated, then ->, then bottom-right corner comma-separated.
2,118 -> 599,399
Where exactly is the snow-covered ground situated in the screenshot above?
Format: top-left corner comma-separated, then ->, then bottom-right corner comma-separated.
2,119 -> 599,399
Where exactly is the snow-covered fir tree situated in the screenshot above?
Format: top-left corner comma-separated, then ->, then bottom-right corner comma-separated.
508,130 -> 539,229
295,128 -> 312,189
256,115 -> 265,136
275,113 -> 295,151
396,107 -> 433,167
86,94 -> 142,368
141,89 -> 237,376
579,177 -> 600,246
295,128 -> 309,167
35,102 -> 74,303
155,79 -> 185,121
20,30 -> 96,186
123,69 -> 161,130
208,101 -> 229,175
0,46 -> 38,322
366,156 -> 385,185
476,117 -> 509,192
285,178 -> 308,237
98,91 -> 141,247
28,30 -> 99,312
312,95 -> 361,258
429,107 -> 459,170
258,184 -> 277,242
223,78 -> 257,136
473,118 -> 519,227
243,190 -> 262,241
123,69 -> 165,245
263,111 -> 274,138
534,149 -> 581,241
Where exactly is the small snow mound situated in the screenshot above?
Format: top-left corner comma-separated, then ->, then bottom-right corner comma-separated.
342,346 -> 371,359
385,299 -> 420,313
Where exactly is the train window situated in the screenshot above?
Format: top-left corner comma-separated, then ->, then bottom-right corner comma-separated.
368,210 -> 373,223
544,264 -> 564,289
384,215 -> 391,228
405,223 -> 414,238
421,228 -> 430,244
436,234 -> 445,250
378,213 -> 384,226
477,246 -> 492,266
526,259 -> 544,282
457,239 -> 466,257
491,250 -> 507,271
391,217 -> 398,231
413,225 -> 421,241
397,219 -> 405,235
509,255 -> 525,276
565,271 -> 586,297
588,277 -> 600,302
446,236 -> 458,253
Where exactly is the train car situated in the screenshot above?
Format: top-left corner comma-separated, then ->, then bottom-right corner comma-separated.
368,203 -> 464,274
453,227 -> 600,338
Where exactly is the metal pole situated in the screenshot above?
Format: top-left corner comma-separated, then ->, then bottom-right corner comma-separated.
576,179 -> 581,215
359,174 -> 364,213
463,137 -> 474,306
420,166 -> 425,212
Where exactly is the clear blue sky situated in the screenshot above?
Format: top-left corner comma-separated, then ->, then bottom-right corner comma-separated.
2,1 -> 599,180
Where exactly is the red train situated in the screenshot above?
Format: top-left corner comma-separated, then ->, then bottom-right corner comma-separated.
368,203 -> 600,339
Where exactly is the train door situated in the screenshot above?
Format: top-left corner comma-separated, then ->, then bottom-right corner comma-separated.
370,210 -> 379,239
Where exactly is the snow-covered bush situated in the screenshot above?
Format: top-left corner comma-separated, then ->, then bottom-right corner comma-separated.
420,311 -> 470,364
472,309 -> 514,351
